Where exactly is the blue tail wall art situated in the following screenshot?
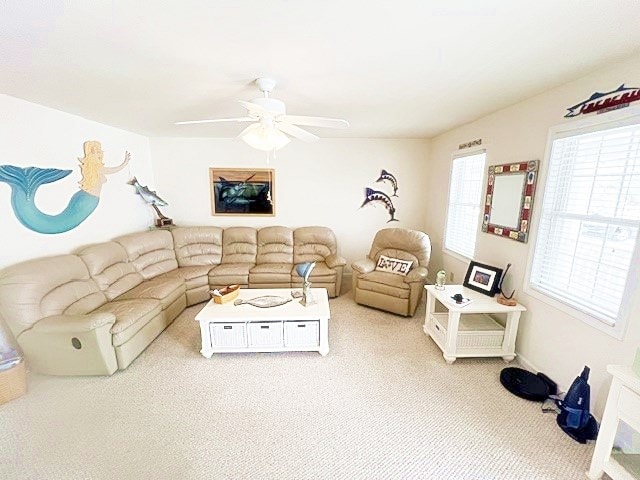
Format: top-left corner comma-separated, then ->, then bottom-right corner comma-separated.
0,141 -> 130,234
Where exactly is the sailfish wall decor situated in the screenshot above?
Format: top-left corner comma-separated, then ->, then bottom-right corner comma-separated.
360,169 -> 400,223
0,141 -> 129,234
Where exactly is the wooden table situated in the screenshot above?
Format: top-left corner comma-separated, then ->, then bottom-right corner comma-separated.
423,285 -> 526,364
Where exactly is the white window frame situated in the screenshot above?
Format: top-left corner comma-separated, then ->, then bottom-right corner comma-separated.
524,107 -> 640,339
443,147 -> 487,261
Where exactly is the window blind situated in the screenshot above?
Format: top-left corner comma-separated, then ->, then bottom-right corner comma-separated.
530,122 -> 640,325
444,152 -> 486,259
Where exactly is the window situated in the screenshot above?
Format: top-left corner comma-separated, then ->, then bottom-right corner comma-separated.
444,151 -> 486,258
529,119 -> 640,334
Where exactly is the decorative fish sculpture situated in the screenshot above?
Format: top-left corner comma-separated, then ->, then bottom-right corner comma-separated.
234,295 -> 292,308
295,262 -> 316,283
565,84 -> 640,118
0,141 -> 129,234
128,177 -> 168,206
360,187 -> 399,223
376,169 -> 398,197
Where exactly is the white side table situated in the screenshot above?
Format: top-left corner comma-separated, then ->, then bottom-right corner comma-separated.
588,365 -> 640,479
423,285 -> 526,364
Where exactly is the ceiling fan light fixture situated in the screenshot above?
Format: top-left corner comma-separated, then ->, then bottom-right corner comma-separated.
242,125 -> 290,151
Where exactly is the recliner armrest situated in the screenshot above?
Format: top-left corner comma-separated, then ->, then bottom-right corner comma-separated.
326,254 -> 346,269
404,266 -> 428,284
32,313 -> 116,333
351,259 -> 375,275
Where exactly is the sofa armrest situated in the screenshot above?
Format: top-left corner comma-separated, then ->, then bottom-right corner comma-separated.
32,313 -> 116,333
351,258 -> 375,275
404,266 -> 428,284
18,312 -> 119,376
326,254 -> 346,269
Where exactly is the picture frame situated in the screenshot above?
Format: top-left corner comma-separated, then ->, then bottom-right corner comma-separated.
463,261 -> 503,297
482,160 -> 538,243
209,168 -> 275,216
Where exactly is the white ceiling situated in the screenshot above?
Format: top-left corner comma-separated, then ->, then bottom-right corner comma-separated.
2,1 -> 640,139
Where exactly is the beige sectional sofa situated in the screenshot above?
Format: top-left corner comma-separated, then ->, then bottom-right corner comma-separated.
0,226 -> 345,376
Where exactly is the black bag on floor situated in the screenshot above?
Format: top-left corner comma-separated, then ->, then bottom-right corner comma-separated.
556,366 -> 598,443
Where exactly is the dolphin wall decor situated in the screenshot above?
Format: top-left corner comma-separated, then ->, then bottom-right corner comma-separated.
0,141 -> 129,234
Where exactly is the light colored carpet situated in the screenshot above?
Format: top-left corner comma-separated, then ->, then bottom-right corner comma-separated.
1,293 -> 595,479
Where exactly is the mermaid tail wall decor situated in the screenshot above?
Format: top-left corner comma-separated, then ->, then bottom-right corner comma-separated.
0,141 -> 129,234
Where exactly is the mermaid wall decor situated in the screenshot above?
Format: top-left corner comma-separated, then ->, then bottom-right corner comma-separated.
0,140 -> 130,234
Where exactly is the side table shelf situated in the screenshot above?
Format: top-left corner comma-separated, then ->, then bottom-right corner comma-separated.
588,365 -> 640,479
423,285 -> 526,364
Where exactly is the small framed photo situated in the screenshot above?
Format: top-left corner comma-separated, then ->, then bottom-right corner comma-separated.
210,168 -> 275,216
463,261 -> 503,297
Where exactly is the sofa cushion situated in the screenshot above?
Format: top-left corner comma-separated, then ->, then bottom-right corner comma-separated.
249,263 -> 293,283
357,270 -> 410,299
115,277 -> 185,309
76,241 -> 144,300
256,226 -> 293,264
0,255 -> 107,337
158,266 -> 212,290
222,227 -> 257,264
114,230 -> 178,279
293,227 -> 337,264
172,227 -> 223,267
369,228 -> 431,268
94,299 -> 162,347
209,263 -> 253,286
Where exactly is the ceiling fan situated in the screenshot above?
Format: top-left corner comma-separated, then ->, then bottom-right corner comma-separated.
175,78 -> 350,151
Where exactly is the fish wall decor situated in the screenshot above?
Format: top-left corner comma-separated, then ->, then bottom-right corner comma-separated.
128,176 -> 173,226
360,187 -> 398,223
565,84 -> 640,118
0,141 -> 129,234
128,177 -> 167,206
375,169 -> 398,197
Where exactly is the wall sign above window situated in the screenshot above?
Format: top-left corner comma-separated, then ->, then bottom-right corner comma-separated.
458,138 -> 482,150
565,84 -> 640,118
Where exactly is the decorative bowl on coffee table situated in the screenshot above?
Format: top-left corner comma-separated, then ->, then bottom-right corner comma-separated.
211,284 -> 241,304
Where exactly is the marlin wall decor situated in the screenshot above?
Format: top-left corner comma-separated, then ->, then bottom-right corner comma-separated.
0,141 -> 129,234
360,169 -> 400,223
565,84 -> 640,118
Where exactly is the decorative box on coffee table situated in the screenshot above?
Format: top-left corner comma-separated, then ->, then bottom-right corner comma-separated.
195,288 -> 330,357
424,285 -> 526,364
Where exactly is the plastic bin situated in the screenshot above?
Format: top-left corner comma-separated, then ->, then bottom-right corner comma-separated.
0,319 -> 26,405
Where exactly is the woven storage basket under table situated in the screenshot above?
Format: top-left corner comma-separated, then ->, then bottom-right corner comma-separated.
0,360 -> 27,405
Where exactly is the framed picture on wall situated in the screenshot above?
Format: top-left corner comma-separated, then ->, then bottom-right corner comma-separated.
209,168 -> 275,216
463,261 -> 503,296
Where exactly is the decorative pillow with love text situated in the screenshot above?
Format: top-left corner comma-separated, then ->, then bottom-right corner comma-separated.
375,254 -> 413,276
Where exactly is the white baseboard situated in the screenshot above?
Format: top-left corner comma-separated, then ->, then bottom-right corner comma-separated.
516,351 -> 573,402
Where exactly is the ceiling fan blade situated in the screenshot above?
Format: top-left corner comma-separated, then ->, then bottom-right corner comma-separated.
175,117 -> 254,125
238,100 -> 269,116
277,122 -> 319,142
277,115 -> 349,129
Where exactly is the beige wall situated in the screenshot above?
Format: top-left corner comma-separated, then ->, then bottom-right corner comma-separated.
149,137 -> 430,268
425,54 -> 640,415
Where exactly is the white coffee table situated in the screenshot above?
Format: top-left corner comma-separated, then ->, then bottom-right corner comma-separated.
195,288 -> 330,357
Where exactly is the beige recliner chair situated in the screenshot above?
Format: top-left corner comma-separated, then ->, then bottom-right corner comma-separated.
351,228 -> 431,316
